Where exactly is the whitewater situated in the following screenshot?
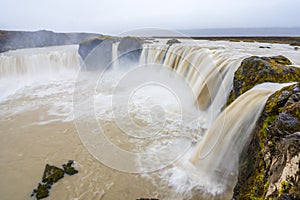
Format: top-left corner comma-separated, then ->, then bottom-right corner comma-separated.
0,40 -> 299,200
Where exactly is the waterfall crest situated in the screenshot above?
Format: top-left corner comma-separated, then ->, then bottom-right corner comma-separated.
162,83 -> 289,198
0,45 -> 80,77
140,44 -> 244,123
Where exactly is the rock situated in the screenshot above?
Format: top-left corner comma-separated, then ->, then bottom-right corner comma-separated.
166,38 -> 181,45
233,83 -> 300,199
117,36 -> 143,66
31,161 -> 78,199
227,55 -> 300,106
62,160 -> 78,175
33,183 -> 50,199
290,42 -> 300,47
78,37 -> 105,61
136,199 -> 159,200
78,36 -> 119,70
259,46 -> 271,49
0,30 -> 101,53
42,164 -> 65,184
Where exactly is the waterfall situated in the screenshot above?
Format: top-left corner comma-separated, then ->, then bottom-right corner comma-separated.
0,45 -> 80,100
1,42 -> 291,198
0,45 -> 80,77
138,43 -> 290,196
190,83 -> 286,173
112,42 -> 119,67
161,83 -> 288,198
140,44 -> 244,124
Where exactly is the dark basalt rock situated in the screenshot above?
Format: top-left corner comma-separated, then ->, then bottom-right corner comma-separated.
117,36 -> 143,66
259,46 -> 271,49
78,37 -> 105,61
31,161 -> 78,199
62,160 -> 78,175
42,164 -> 64,184
227,55 -> 300,106
31,183 -> 50,199
78,36 -> 119,70
166,38 -> 181,45
233,83 -> 300,199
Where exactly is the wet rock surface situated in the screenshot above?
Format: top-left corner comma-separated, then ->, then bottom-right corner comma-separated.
79,36 -> 144,70
78,36 -> 119,70
166,38 -> 181,45
233,83 -> 300,199
31,160 -> 78,199
63,160 -> 79,175
117,36 -> 143,65
227,55 -> 300,106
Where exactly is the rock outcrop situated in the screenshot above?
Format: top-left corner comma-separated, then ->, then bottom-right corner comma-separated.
31,160 -> 78,200
233,83 -> 300,199
117,36 -> 143,66
79,36 -> 144,70
227,55 -> 300,106
230,56 -> 300,199
0,30 -> 100,53
166,38 -> 181,45
78,36 -> 119,70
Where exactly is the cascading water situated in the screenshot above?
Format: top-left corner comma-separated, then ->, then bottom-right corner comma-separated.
0,45 -> 80,101
0,40 -> 297,200
140,43 -> 245,124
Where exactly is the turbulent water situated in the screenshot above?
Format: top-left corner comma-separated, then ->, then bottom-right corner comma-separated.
0,40 -> 299,200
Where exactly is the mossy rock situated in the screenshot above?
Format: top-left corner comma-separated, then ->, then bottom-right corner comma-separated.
62,160 -> 78,175
233,83 -> 300,199
42,164 -> 65,184
32,161 -> 78,199
32,183 -> 50,199
227,55 -> 300,106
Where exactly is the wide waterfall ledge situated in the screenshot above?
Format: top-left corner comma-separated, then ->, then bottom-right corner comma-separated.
0,38 -> 299,200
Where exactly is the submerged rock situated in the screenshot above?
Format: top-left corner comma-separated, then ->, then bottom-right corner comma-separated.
227,55 -> 300,106
31,161 -> 78,199
233,83 -> 300,199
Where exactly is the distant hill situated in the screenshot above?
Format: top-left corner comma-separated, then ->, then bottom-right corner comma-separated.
0,30 -> 102,53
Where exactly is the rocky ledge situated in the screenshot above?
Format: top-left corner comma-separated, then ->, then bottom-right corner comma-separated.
78,36 -> 144,70
227,55 -> 300,106
231,56 -> 300,199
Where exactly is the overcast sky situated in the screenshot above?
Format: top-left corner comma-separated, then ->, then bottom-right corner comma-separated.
1,0 -> 299,34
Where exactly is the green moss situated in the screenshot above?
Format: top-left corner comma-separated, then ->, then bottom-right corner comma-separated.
42,164 -> 64,184
226,56 -> 300,106
279,181 -> 292,194
35,183 -> 50,199
233,83 -> 300,200
32,161 -> 78,199
62,160 -> 78,175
